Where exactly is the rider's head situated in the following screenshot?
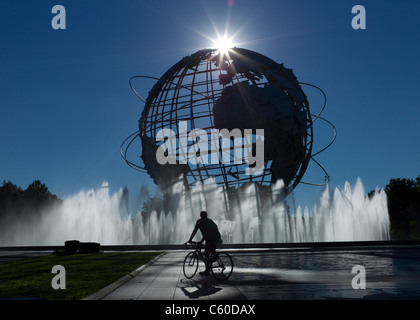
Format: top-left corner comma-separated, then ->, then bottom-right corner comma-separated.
200,211 -> 208,219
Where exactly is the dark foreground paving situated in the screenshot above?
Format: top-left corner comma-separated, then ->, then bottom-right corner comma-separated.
85,244 -> 420,300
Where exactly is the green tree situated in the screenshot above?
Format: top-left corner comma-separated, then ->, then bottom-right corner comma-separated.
22,180 -> 60,212
0,181 -> 24,217
0,180 -> 61,218
385,175 -> 420,240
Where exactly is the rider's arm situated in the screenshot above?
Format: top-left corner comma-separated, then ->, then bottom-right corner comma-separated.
188,221 -> 200,242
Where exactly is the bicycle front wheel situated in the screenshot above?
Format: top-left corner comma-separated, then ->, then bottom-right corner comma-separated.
211,252 -> 233,281
183,252 -> 199,279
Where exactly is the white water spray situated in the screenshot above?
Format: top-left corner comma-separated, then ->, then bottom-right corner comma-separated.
0,178 -> 389,246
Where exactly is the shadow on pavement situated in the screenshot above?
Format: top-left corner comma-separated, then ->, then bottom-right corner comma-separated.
178,277 -> 222,299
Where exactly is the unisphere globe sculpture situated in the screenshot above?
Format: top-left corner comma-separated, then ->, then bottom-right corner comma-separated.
122,47 -> 334,197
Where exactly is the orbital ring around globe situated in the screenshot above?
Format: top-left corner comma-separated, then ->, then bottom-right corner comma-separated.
121,47 -> 336,196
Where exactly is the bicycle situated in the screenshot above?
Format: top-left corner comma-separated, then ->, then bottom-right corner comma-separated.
183,241 -> 234,281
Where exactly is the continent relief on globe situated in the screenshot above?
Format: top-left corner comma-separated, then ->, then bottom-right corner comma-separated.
213,81 -> 307,186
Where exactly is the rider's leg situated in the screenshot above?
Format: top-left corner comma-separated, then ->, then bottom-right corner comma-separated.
200,242 -> 211,275
206,242 -> 217,266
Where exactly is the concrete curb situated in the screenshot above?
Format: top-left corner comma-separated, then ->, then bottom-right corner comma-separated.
82,252 -> 167,300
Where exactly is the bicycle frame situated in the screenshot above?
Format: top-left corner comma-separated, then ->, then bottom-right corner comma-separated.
183,241 -> 233,281
186,241 -> 210,261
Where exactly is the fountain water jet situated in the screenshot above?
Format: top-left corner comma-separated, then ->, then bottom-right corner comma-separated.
0,179 -> 389,246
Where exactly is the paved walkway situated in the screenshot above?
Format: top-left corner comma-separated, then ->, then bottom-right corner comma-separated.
87,251 -> 246,300
85,245 -> 420,300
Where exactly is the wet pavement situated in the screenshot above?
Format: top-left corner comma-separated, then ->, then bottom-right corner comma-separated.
85,244 -> 420,300
230,247 -> 420,300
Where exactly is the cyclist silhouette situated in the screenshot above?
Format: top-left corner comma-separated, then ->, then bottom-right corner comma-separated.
188,211 -> 222,275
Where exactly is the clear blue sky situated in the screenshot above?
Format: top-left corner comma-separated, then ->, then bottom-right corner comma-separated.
1,0 -> 419,212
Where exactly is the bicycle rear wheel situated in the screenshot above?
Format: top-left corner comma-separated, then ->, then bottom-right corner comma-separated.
211,252 -> 233,281
183,252 -> 199,279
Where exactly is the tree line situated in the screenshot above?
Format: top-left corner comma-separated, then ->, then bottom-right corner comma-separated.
1,176 -> 419,240
384,175 -> 420,240
0,180 -> 61,219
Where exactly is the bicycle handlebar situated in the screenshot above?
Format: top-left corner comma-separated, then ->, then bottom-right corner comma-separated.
184,241 -> 202,249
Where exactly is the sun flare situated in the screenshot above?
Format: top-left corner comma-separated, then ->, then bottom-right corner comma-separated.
212,35 -> 235,54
